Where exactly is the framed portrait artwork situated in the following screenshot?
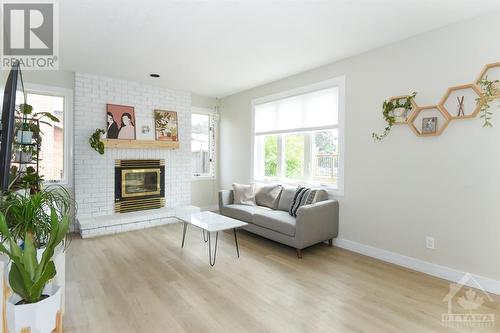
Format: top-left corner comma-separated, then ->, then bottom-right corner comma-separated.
154,110 -> 178,141
106,104 -> 136,140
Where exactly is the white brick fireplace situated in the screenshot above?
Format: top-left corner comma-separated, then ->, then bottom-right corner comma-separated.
73,73 -> 194,236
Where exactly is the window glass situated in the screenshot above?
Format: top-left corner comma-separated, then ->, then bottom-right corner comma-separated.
263,135 -> 278,177
284,133 -> 304,179
191,113 -> 212,176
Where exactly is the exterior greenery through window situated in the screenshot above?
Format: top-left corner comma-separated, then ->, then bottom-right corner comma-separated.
254,78 -> 344,190
192,112 -> 215,178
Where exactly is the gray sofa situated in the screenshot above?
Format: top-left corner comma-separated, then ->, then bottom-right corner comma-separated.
218,187 -> 339,258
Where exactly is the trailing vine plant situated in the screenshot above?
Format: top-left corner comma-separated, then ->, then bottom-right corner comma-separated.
372,92 -> 417,141
89,128 -> 106,154
476,76 -> 500,127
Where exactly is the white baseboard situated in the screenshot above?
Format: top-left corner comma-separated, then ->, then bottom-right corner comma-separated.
333,238 -> 500,296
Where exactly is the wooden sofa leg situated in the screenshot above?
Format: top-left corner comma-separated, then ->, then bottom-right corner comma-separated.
296,249 -> 302,259
328,239 -> 333,247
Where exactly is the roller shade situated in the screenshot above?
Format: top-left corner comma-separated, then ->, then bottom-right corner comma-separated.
254,87 -> 338,134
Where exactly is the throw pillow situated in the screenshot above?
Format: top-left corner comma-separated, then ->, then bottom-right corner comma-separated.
255,183 -> 282,209
232,183 -> 256,206
289,186 -> 318,217
277,186 -> 297,211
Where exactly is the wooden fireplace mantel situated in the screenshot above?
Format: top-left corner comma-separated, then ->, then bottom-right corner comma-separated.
103,139 -> 179,149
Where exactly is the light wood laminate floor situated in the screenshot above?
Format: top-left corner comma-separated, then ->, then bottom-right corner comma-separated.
64,222 -> 499,333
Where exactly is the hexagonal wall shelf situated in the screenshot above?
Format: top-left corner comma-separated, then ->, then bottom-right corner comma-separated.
475,62 -> 500,98
439,84 -> 481,119
409,105 -> 450,137
387,95 -> 419,124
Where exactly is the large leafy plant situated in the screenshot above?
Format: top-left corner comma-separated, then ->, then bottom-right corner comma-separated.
372,92 -> 417,141
0,186 -> 73,249
16,103 -> 60,147
0,211 -> 69,304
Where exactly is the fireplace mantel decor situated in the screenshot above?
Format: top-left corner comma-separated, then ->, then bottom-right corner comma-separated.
115,159 -> 165,213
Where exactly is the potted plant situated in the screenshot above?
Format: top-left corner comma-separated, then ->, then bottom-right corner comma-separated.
89,128 -> 106,154
8,166 -> 44,195
0,185 -> 73,249
15,122 -> 33,144
13,145 -> 35,164
0,210 -> 69,333
15,103 -> 61,148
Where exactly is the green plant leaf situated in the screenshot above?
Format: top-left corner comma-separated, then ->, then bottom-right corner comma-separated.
29,261 -> 56,302
9,264 -> 29,301
23,233 -> 38,280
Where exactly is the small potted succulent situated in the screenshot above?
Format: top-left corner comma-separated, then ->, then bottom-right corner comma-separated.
0,210 -> 69,333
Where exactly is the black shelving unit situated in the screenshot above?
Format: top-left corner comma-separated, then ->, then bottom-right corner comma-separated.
11,116 -> 40,190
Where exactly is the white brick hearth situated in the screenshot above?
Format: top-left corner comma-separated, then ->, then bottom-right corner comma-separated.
74,73 -> 192,236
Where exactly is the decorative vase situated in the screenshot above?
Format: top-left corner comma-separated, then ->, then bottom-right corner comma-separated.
15,130 -> 33,144
6,284 -> 61,333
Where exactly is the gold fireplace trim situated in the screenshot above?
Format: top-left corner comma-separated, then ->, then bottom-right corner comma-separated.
121,168 -> 161,198
115,159 -> 165,168
115,198 -> 165,213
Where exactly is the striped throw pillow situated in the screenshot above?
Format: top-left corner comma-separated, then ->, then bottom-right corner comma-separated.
289,187 -> 317,217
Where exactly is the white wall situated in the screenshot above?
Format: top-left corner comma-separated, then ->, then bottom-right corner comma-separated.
219,13 -> 500,280
74,73 -> 192,219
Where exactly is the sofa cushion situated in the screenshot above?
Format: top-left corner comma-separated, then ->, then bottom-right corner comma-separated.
255,183 -> 282,209
277,186 -> 297,211
253,210 -> 296,237
314,189 -> 329,202
289,187 -> 318,217
232,183 -> 256,206
222,204 -> 270,223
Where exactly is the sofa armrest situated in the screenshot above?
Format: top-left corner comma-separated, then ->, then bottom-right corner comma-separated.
295,199 -> 339,249
218,190 -> 234,211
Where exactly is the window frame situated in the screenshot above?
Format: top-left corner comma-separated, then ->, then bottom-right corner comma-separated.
251,76 -> 345,196
191,107 -> 216,181
21,83 -> 74,187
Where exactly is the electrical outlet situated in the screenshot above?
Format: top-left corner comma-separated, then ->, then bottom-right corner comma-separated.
425,236 -> 435,249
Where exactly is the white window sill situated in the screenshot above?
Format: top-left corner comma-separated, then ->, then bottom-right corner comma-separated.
192,176 -> 216,181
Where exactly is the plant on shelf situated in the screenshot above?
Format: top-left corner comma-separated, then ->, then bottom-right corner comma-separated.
372,92 -> 417,141
9,165 -> 44,194
0,185 -> 73,249
89,128 -> 106,154
0,210 -> 68,332
476,76 -> 500,127
16,103 -> 60,147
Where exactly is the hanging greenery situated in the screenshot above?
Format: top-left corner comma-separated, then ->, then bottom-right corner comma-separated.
89,128 -> 106,154
372,92 -> 417,141
476,76 -> 500,127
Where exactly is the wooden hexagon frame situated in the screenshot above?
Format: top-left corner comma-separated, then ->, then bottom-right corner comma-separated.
475,62 -> 500,98
409,105 -> 451,137
438,84 -> 482,120
388,95 -> 419,125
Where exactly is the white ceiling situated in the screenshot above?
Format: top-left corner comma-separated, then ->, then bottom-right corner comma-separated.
60,0 -> 499,98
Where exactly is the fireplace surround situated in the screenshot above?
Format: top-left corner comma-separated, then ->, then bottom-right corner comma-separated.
115,159 -> 165,213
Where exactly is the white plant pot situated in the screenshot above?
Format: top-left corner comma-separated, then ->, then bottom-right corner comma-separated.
14,151 -> 32,163
15,130 -> 33,144
6,284 -> 61,333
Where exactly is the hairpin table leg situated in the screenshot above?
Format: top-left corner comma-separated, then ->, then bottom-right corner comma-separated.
208,231 -> 219,266
181,221 -> 188,248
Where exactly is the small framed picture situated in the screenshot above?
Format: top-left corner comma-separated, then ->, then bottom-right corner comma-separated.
422,117 -> 438,134
154,110 -> 178,141
106,104 -> 136,140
